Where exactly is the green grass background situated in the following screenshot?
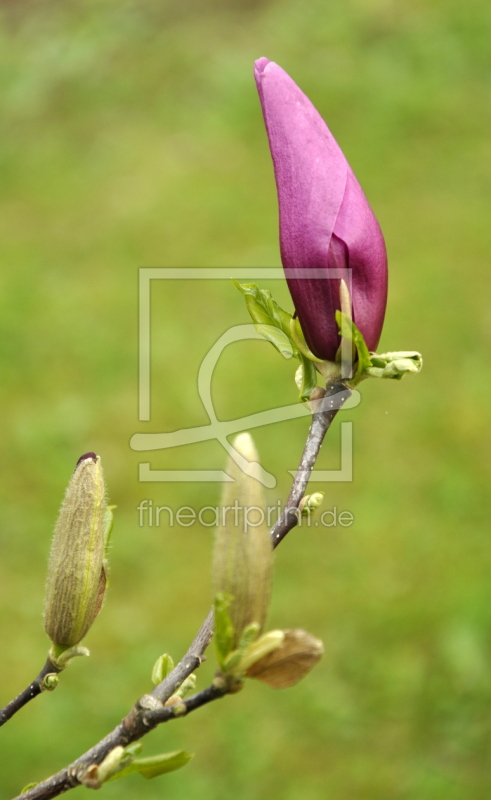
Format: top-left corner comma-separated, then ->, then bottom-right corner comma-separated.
1,0 -> 490,797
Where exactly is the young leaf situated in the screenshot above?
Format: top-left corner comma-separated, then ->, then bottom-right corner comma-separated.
214,592 -> 235,670
233,281 -> 297,357
151,653 -> 175,686
107,751 -> 194,782
297,355 -> 318,402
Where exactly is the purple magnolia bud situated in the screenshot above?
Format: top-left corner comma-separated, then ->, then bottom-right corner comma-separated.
254,58 -> 388,362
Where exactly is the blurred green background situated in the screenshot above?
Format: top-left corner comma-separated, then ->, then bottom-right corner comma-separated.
1,0 -> 490,797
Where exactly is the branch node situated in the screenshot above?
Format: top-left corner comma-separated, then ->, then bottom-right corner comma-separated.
138,694 -> 163,712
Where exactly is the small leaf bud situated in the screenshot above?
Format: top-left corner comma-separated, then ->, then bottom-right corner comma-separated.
41,673 -> 60,692
298,492 -> 324,517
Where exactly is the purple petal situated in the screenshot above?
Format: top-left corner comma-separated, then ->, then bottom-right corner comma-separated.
254,58 -> 388,361
333,169 -> 388,353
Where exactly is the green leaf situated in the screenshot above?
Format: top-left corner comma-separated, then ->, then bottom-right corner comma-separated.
151,653 -> 175,686
297,355 -> 318,402
254,323 -> 295,358
290,317 -> 323,363
214,592 -> 235,670
223,648 -> 243,672
222,621 -> 261,674
234,281 -> 330,401
107,751 -> 194,782
124,743 -> 143,758
237,621 -> 261,652
233,281 -> 297,357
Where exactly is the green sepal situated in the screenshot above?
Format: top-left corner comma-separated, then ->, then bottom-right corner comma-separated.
49,643 -> 90,669
106,751 -> 194,782
296,355 -> 319,402
103,506 -> 116,559
214,592 -> 235,671
336,311 -> 423,385
151,653 -> 175,686
234,281 -> 322,401
289,317 -> 323,363
335,311 -> 372,383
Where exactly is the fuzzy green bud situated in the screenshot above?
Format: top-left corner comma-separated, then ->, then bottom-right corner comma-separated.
212,433 -> 273,649
299,492 -> 324,517
44,453 -> 108,649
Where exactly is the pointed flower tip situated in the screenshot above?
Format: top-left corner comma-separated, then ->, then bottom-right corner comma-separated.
254,57 -> 271,80
232,432 -> 257,462
76,452 -> 98,467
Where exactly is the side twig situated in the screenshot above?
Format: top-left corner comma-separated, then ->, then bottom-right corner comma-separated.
12,381 -> 350,800
0,658 -> 62,728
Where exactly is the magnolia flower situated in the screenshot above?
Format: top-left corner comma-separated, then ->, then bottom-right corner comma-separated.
254,58 -> 388,362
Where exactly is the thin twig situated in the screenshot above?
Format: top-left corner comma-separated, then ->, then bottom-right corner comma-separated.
12,381 -> 350,800
0,658 -> 62,728
270,382 -> 351,546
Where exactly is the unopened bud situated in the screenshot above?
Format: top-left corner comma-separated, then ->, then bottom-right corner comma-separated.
212,433 -> 273,648
81,746 -> 126,788
298,492 -> 324,517
246,629 -> 324,689
162,673 -> 197,703
41,673 -> 60,691
366,351 -> 423,380
44,453 -> 108,649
